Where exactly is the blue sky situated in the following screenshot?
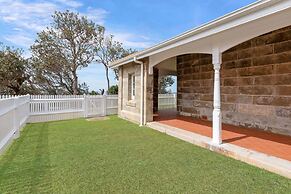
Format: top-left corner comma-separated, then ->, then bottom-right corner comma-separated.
0,0 -> 256,92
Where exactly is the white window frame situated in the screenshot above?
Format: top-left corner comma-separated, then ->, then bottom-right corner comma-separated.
129,73 -> 135,100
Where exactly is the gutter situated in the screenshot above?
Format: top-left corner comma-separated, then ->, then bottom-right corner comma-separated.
133,57 -> 144,126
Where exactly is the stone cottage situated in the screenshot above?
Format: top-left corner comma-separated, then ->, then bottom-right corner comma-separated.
109,0 -> 291,145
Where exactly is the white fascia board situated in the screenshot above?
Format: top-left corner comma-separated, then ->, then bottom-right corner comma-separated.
110,0 -> 289,68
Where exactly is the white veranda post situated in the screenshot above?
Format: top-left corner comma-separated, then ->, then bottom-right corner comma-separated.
212,48 -> 222,145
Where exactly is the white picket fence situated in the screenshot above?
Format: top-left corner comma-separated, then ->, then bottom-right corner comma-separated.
0,94 -> 176,153
0,95 -> 30,153
158,94 -> 177,110
29,94 -> 87,122
28,95 -> 118,123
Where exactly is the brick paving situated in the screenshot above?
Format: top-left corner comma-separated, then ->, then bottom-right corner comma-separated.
154,109 -> 291,161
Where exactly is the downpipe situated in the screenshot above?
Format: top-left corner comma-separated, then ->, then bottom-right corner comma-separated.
134,57 -> 144,126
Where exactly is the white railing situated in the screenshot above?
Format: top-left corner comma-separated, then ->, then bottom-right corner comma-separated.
30,98 -> 84,115
158,93 -> 177,110
29,97 -> 85,123
29,95 -> 118,123
0,93 -> 176,153
0,95 -> 30,153
30,95 -> 84,99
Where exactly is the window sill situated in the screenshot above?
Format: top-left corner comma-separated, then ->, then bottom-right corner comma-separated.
126,100 -> 136,107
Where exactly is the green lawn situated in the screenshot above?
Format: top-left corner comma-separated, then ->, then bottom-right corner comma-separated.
0,116 -> 290,194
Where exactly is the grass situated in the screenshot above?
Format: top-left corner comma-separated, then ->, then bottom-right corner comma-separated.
0,116 -> 290,194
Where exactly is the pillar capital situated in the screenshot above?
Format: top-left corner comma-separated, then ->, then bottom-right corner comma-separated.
212,47 -> 222,65
213,63 -> 221,71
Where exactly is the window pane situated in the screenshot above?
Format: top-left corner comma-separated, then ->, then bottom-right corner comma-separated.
128,74 -> 135,100
128,74 -> 132,100
132,75 -> 135,96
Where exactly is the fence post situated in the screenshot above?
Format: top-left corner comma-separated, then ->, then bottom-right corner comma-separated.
13,97 -> 20,139
83,94 -> 88,118
44,100 -> 48,113
103,95 -> 107,116
26,94 -> 30,122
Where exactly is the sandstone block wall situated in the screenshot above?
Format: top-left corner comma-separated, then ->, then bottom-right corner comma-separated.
145,62 -> 154,122
118,58 -> 153,124
118,62 -> 142,123
153,67 -> 159,114
177,54 -> 213,119
177,25 -> 291,136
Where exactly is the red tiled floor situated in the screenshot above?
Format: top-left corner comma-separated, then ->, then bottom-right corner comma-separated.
154,109 -> 291,161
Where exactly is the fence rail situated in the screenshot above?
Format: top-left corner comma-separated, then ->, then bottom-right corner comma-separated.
0,94 -> 176,153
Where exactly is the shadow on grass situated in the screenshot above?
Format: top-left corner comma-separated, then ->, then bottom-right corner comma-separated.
0,123 -> 53,193
0,125 -> 31,174
30,123 -> 53,193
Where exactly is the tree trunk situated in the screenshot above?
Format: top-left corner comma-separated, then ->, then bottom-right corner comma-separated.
8,85 -> 21,95
105,65 -> 110,92
72,70 -> 79,95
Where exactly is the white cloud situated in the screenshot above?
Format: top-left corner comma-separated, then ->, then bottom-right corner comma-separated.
12,28 -> 24,32
112,32 -> 154,49
53,0 -> 83,8
0,0 -> 57,32
0,0 -> 108,32
81,7 -> 108,25
0,0 -> 151,50
4,33 -> 34,48
0,0 -> 109,47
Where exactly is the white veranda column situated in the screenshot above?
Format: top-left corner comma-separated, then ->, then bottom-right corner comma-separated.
212,49 -> 222,145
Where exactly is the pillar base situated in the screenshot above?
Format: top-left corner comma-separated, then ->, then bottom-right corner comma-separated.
212,108 -> 222,144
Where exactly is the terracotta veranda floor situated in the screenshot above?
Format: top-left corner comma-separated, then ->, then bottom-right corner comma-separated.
154,109 -> 291,161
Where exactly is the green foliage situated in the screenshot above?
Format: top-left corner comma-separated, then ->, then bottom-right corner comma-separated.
108,84 -> 118,95
31,10 -> 103,94
113,48 -> 136,80
78,82 -> 90,95
159,76 -> 175,94
89,90 -> 98,95
95,30 -> 136,91
0,44 -> 30,95
99,89 -> 105,95
0,117 -> 290,193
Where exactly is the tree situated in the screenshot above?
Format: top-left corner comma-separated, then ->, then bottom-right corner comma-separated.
89,90 -> 98,95
31,10 -> 103,94
95,31 -> 136,91
108,85 -> 118,95
159,76 -> 175,94
112,48 -> 136,80
78,82 -> 90,95
30,57 -> 74,94
99,89 -> 105,95
0,44 -> 30,95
